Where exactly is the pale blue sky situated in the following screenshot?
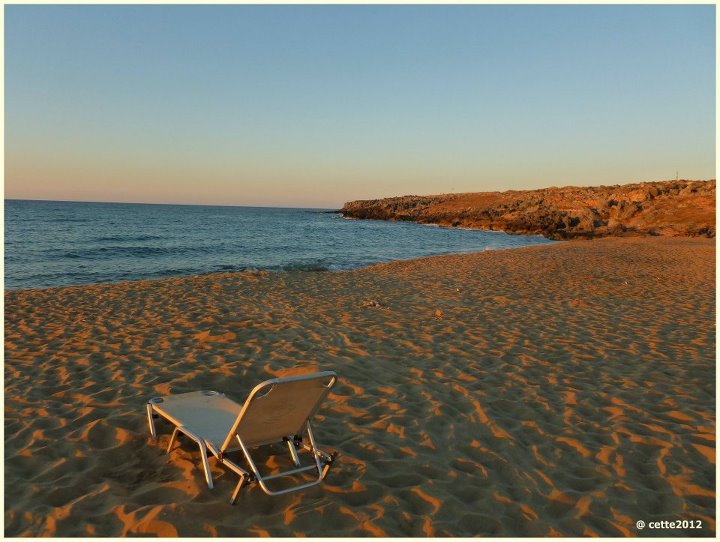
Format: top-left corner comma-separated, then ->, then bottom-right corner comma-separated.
5,4 -> 716,207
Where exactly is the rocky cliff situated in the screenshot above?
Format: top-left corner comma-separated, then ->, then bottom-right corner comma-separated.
340,180 -> 715,240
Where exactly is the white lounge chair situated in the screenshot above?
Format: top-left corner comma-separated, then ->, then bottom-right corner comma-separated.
146,371 -> 338,502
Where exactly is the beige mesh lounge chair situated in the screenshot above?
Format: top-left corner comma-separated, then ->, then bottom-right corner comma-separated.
146,371 -> 338,502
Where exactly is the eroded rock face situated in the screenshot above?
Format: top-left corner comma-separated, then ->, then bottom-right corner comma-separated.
340,180 -> 715,240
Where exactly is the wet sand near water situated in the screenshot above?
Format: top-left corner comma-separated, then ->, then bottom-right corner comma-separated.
4,237 -> 715,536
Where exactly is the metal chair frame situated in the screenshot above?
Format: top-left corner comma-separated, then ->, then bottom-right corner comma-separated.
146,371 -> 337,503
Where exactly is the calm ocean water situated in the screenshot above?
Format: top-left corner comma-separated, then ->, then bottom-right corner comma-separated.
4,200 -> 556,290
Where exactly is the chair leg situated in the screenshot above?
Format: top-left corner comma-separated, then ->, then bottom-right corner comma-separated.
198,441 -> 214,489
230,474 -> 247,505
322,451 -> 338,479
287,439 -> 301,467
195,442 -> 214,489
222,455 -> 252,504
167,427 -> 180,453
146,403 -> 157,439
175,427 -> 215,489
305,420 -> 324,473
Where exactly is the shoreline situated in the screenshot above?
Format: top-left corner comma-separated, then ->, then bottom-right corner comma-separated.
3,237 -> 559,294
5,236 -> 715,536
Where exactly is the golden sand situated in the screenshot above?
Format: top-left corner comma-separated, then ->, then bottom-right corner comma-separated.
4,237 -> 715,536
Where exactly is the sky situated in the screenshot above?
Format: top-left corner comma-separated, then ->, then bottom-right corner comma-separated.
4,4 -> 716,208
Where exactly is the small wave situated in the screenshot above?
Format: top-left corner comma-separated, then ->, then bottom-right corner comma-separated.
277,263 -> 329,272
212,262 -> 330,273
210,264 -> 258,273
93,234 -> 165,242
455,226 -> 503,233
73,246 -> 169,258
50,217 -> 90,223
57,245 -> 214,259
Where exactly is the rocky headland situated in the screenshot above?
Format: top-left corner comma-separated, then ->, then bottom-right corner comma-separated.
340,179 -> 715,240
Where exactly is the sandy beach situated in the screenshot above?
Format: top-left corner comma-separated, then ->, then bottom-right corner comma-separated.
4,236 -> 715,536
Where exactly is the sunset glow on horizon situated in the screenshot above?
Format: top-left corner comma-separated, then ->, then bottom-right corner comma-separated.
5,4 -> 715,208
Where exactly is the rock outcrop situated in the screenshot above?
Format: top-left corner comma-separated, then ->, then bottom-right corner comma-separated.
340,180 -> 715,240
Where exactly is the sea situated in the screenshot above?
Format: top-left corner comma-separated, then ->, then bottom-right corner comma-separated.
4,199 -> 557,290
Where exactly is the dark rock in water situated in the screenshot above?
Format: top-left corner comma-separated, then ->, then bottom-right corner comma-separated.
340,179 -> 715,240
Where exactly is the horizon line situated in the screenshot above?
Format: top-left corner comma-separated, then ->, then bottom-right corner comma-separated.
5,178 -> 715,209
3,197 -> 340,211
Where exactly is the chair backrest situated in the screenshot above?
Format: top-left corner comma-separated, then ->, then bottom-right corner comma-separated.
221,371 -> 337,451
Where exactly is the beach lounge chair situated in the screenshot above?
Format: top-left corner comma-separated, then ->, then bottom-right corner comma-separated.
146,371 -> 338,502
